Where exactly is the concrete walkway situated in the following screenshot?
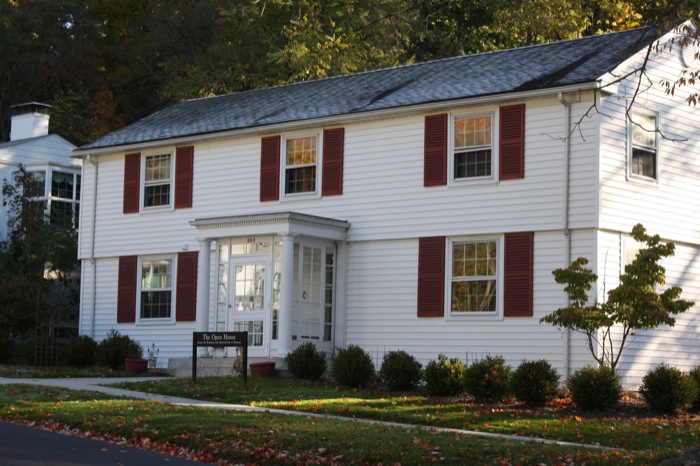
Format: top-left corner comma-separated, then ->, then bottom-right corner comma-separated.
0,376 -> 621,452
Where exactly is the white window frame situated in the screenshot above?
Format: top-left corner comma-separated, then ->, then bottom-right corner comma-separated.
281,132 -> 322,199
449,110 -> 498,185
445,235 -> 504,320
141,151 -> 174,210
137,255 -> 176,324
47,168 -> 81,228
627,110 -> 659,183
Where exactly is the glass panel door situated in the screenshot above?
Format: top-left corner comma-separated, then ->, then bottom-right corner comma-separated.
228,257 -> 270,356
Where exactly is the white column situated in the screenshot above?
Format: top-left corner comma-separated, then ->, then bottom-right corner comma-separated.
196,239 -> 212,356
276,234 -> 295,356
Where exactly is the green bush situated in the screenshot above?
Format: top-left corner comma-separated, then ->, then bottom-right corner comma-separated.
379,350 -> 423,391
96,329 -> 142,370
285,342 -> 327,380
463,355 -> 511,402
639,364 -> 698,414
424,354 -> 465,396
510,359 -> 560,406
331,345 -> 375,388
689,367 -> 700,411
0,332 -> 13,364
567,366 -> 621,410
61,335 -> 97,368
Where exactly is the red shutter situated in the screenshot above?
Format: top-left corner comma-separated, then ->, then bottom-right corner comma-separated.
117,256 -> 138,323
504,232 -> 533,317
123,153 -> 141,214
322,128 -> 344,196
417,237 -> 446,317
174,146 -> 194,209
260,135 -> 280,202
499,104 -> 525,180
176,251 -> 198,322
424,114 -> 448,187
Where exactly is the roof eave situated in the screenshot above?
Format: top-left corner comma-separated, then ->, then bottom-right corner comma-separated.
72,81 -> 602,158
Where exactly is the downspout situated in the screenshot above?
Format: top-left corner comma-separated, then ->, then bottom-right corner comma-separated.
558,92 -> 572,379
86,154 -> 98,338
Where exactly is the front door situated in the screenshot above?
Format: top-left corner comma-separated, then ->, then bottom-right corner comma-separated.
228,256 -> 271,357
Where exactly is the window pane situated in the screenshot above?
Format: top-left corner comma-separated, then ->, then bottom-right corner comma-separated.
50,200 -> 73,225
285,166 -> 316,194
141,291 -> 172,318
632,148 -> 656,178
142,259 -> 172,289
451,240 -> 497,313
27,171 -> 46,197
454,115 -> 491,149
76,175 -> 81,200
51,172 -> 74,199
455,149 -> 492,178
145,154 -> 171,181
145,184 -> 171,207
632,114 -> 656,147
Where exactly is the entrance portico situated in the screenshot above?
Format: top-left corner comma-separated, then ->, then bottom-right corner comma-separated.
191,212 -> 350,358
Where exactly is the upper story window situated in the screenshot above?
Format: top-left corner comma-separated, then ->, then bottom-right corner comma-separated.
49,171 -> 81,227
630,112 -> 658,180
450,239 -> 498,314
144,153 -> 172,208
20,169 -> 81,228
140,257 -> 173,320
285,135 -> 317,195
453,114 -> 493,179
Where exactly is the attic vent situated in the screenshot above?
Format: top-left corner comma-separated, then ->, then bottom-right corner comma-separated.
680,41 -> 700,69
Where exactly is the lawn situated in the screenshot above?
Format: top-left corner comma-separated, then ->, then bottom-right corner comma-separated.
2,371 -> 698,465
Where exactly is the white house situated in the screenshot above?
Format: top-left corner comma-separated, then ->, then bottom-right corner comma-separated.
0,103 -> 80,243
73,25 -> 700,387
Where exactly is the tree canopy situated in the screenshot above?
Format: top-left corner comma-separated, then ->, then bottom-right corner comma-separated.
0,0 -> 697,146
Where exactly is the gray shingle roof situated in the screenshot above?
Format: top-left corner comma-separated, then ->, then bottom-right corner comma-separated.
79,26 -> 658,151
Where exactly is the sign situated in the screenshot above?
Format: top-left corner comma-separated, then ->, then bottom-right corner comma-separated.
192,331 -> 248,389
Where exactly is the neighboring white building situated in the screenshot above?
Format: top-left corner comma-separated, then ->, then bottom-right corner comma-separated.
73,25 -> 700,387
0,103 -> 81,243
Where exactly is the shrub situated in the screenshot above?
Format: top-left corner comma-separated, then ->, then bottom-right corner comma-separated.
639,364 -> 698,414
285,342 -> 327,380
96,329 -> 142,370
0,332 -> 13,364
424,354 -> 465,396
379,350 -> 423,391
463,355 -> 512,402
510,359 -> 560,406
689,367 -> 700,411
331,345 -> 375,388
567,366 -> 620,410
61,335 -> 97,368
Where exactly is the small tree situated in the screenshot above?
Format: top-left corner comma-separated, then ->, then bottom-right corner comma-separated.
541,224 -> 694,372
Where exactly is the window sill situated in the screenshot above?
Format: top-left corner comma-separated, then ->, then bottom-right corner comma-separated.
447,312 -> 504,321
448,176 -> 498,188
137,318 -> 176,326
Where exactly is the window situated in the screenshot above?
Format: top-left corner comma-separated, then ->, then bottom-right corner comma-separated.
140,257 -> 173,319
144,154 -> 172,207
27,171 -> 46,197
450,240 -> 498,313
49,171 -> 81,227
260,129 -> 344,201
285,135 -> 317,194
454,115 -> 492,179
630,112 -> 657,179
417,232 -> 532,318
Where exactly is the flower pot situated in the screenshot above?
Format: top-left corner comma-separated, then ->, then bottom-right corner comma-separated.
249,361 -> 276,378
124,358 -> 148,374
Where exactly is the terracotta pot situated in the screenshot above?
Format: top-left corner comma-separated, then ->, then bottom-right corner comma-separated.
249,361 -> 276,377
124,358 -> 148,374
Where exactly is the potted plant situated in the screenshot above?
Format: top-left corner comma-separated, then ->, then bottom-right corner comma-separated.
124,339 -> 147,374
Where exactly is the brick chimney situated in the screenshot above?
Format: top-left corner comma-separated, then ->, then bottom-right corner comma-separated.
10,102 -> 51,141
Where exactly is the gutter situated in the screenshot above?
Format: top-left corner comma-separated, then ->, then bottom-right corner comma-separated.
86,154 -> 98,339
72,82 -> 601,158
558,92 -> 572,379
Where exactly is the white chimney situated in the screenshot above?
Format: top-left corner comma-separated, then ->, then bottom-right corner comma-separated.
10,102 -> 51,141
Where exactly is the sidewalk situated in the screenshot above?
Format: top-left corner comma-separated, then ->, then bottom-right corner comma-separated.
0,376 -> 617,451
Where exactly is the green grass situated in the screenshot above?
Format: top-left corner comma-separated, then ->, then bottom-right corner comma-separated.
1,371 -> 698,464
0,384 -> 660,465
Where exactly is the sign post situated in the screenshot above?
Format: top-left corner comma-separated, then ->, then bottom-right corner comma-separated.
192,331 -> 248,389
